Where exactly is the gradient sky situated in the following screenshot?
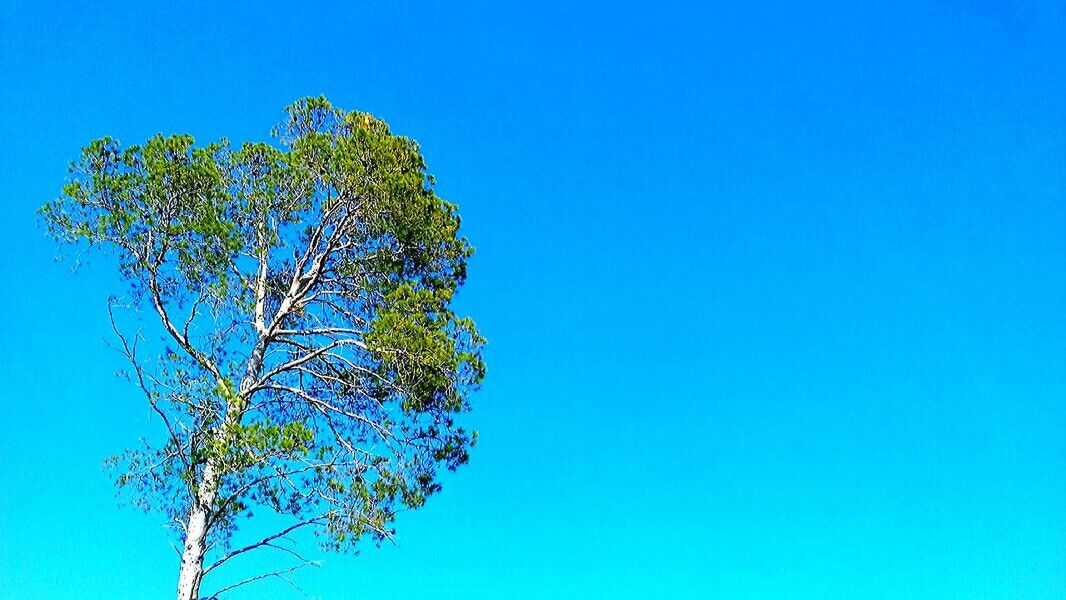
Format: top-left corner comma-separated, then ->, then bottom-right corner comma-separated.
1,2 -> 1065,599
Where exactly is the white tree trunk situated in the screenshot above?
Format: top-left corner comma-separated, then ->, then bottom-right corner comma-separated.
176,343 -> 267,600
176,462 -> 219,600
176,505 -> 207,600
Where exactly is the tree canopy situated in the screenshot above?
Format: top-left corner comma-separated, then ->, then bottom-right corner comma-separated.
41,96 -> 484,599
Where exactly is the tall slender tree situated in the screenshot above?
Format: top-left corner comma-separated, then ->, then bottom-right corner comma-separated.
40,97 -> 485,600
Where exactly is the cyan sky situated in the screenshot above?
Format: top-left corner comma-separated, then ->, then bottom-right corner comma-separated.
1,1 -> 1064,598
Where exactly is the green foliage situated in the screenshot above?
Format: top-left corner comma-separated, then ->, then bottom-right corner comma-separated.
41,96 -> 485,555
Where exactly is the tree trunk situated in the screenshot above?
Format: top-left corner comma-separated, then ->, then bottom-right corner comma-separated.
176,342 -> 268,600
176,505 -> 206,600
176,462 -> 220,600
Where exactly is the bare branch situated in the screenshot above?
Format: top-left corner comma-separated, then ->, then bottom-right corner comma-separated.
204,514 -> 328,575
107,299 -> 188,469
254,228 -> 270,334
207,561 -> 318,598
254,338 -> 367,388
147,271 -> 224,383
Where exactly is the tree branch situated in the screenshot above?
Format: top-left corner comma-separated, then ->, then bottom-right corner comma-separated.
206,561 -> 318,598
203,514 -> 327,575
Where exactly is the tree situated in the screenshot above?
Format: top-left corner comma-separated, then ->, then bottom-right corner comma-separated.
40,97 -> 485,600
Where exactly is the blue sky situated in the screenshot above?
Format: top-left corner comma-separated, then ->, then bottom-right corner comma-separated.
1,1 -> 1065,598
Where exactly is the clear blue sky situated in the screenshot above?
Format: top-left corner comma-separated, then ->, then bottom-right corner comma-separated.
1,1 -> 1064,598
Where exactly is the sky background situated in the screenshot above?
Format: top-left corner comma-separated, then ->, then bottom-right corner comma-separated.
1,1 -> 1065,598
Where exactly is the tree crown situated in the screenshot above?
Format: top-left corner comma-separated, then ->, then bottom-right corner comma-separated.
41,96 -> 485,557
